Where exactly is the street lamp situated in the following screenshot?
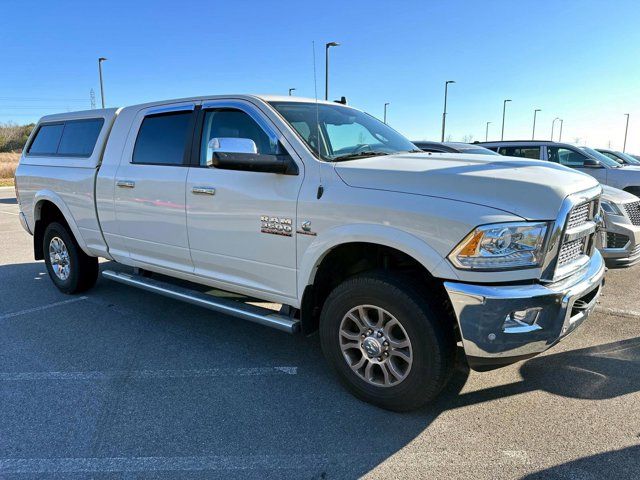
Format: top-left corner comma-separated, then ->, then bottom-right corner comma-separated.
501,99 -> 511,141
551,117 -> 560,140
325,42 -> 340,101
485,121 -> 492,141
558,119 -> 564,142
383,102 -> 390,124
441,80 -> 455,142
624,113 -> 630,152
98,57 -> 107,108
288,88 -> 296,96
532,109 -> 541,140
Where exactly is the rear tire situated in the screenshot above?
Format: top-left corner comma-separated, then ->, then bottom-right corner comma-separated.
319,272 -> 455,412
43,222 -> 99,294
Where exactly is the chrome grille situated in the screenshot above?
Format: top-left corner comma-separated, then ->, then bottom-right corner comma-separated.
556,199 -> 598,269
623,201 -> 640,226
566,203 -> 590,229
558,238 -> 586,267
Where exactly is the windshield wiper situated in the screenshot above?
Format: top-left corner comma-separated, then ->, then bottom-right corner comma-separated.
331,151 -> 391,162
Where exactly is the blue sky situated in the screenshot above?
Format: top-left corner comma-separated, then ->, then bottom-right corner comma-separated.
2,0 -> 640,151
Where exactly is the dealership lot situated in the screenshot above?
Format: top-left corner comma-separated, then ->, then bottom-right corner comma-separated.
0,187 -> 638,479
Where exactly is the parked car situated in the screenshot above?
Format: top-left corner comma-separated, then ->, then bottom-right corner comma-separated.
480,140 -> 640,196
598,186 -> 640,267
15,96 -> 605,411
597,148 -> 640,166
412,141 -> 499,155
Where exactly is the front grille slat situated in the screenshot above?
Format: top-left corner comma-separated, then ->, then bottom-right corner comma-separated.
556,200 -> 598,270
566,203 -> 590,229
558,238 -> 586,266
623,201 -> 640,226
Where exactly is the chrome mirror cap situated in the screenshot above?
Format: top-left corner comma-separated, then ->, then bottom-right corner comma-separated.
208,137 -> 257,155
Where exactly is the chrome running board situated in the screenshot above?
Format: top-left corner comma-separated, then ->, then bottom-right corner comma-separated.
101,270 -> 300,334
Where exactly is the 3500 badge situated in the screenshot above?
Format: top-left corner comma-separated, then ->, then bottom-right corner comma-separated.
260,216 -> 293,236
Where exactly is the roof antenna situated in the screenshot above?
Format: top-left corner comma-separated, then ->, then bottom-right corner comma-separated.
312,41 -> 324,199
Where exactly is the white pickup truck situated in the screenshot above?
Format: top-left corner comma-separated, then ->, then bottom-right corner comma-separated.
15,95 -> 605,411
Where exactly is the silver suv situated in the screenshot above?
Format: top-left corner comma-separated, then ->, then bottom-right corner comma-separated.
480,140 -> 640,196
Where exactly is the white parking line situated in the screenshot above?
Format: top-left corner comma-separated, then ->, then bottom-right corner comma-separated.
0,366 -> 297,381
0,296 -> 88,321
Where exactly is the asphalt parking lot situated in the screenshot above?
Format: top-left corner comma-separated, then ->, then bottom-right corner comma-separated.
0,186 -> 639,480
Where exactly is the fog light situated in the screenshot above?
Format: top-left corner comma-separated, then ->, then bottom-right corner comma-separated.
502,308 -> 542,333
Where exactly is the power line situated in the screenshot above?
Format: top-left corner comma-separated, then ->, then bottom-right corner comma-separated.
0,97 -> 87,102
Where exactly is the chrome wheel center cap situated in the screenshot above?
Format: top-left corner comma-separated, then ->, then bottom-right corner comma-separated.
362,337 -> 382,358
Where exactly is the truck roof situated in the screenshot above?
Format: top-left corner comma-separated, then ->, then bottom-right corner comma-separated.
37,95 -> 343,122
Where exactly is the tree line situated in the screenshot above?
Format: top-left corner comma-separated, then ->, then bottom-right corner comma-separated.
0,122 -> 35,152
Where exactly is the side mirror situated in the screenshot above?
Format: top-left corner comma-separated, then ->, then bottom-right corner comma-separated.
207,137 -> 298,175
583,158 -> 601,168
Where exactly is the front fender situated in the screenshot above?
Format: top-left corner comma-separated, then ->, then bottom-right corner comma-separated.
33,190 -> 91,256
297,223 -> 459,294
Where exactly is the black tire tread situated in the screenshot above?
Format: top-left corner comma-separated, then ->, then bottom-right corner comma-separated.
43,222 -> 99,294
319,271 -> 455,412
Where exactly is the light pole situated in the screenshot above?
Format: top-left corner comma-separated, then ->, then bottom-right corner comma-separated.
98,57 -> 107,108
501,99 -> 511,140
288,88 -> 296,96
558,119 -> 564,142
441,80 -> 455,142
551,117 -> 560,140
485,121 -> 491,141
623,113 -> 630,152
325,42 -> 340,101
532,109 -> 541,140
383,102 -> 390,124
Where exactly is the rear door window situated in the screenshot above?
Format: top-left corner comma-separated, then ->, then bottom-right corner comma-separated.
27,124 -> 65,155
133,111 -> 193,165
498,146 -> 541,159
57,119 -> 104,156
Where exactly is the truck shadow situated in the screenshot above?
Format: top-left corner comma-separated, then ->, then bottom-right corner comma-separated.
439,335 -> 640,410
0,261 -> 638,478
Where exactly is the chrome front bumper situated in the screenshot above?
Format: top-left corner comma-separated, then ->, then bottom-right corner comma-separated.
444,250 -> 605,370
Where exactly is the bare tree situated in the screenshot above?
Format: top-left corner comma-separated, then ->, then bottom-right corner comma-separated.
462,134 -> 475,143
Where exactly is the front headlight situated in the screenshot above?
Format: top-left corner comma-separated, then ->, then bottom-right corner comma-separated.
449,222 -> 549,270
600,200 -> 623,216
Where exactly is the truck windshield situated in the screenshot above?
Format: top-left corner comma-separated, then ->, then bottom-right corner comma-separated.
269,101 -> 419,161
580,146 -> 622,168
615,151 -> 640,165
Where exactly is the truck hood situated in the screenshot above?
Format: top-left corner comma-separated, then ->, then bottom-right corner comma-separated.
601,184 -> 639,203
334,153 -> 600,220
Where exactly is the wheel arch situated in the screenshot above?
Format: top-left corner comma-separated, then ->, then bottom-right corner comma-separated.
298,224 -> 459,335
32,191 -> 89,260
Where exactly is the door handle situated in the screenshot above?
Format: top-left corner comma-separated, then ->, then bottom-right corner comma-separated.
116,180 -> 135,188
192,186 -> 216,196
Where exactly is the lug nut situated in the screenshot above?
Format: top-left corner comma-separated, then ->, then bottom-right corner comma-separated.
367,329 -> 373,335
383,341 -> 389,347
384,351 -> 389,357
376,357 -> 383,361
376,331 -> 383,337
361,333 -> 366,338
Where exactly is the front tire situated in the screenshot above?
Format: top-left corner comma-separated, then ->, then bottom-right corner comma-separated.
319,272 -> 455,412
43,222 -> 98,294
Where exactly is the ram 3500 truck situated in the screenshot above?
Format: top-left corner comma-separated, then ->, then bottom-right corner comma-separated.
15,95 -> 605,411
